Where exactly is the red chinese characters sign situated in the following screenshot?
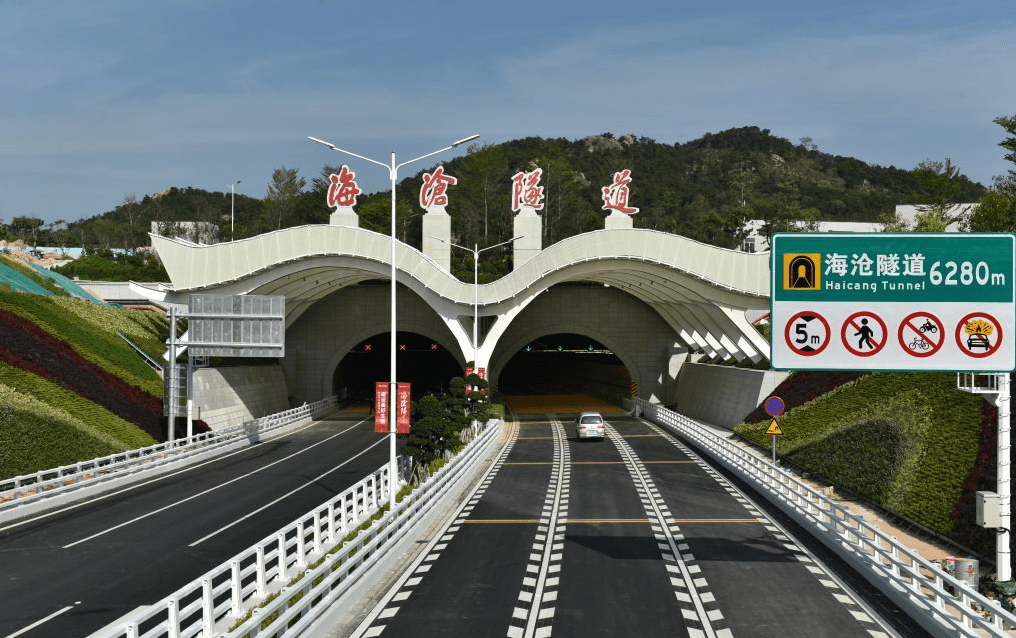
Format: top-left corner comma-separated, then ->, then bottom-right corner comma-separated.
374,382 -> 388,433
328,165 -> 362,209
511,169 -> 544,212
420,166 -> 457,208
396,383 -> 411,433
602,169 -> 639,215
375,382 -> 411,433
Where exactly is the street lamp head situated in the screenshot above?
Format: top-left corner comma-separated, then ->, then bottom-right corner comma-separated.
452,134 -> 481,148
307,136 -> 337,150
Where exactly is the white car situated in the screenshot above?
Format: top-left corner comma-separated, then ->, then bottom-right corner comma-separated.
574,411 -> 606,440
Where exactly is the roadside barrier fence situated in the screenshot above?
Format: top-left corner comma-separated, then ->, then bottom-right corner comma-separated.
632,397 -> 1016,638
92,418 -> 499,638
0,396 -> 338,516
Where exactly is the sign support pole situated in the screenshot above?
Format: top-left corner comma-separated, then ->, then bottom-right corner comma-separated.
997,372 -> 1012,582
186,355 -> 194,440
167,307 -> 178,444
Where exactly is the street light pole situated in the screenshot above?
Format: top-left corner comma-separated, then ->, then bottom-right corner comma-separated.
432,236 -> 522,366
229,180 -> 241,241
309,134 -> 479,508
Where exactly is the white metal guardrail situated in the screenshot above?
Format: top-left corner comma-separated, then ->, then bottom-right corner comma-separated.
0,396 -> 338,514
91,418 -> 500,638
632,398 -> 1016,638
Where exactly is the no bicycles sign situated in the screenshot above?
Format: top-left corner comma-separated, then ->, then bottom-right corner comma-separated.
771,233 -> 1016,372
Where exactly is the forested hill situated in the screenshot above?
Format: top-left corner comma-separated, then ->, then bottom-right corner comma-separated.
51,127 -> 984,267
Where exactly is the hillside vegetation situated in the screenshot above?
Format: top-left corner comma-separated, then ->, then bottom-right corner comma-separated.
735,371 -> 998,558
7,127 -> 986,284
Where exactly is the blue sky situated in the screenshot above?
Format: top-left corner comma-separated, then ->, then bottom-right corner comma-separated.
2,0 -> 1014,225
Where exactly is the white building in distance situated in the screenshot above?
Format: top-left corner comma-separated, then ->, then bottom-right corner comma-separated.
740,203 -> 977,253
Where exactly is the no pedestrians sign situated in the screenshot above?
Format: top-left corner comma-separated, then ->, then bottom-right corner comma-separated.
771,233 -> 1016,372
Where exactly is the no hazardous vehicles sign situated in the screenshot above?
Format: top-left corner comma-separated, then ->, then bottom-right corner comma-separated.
771,233 -> 1016,372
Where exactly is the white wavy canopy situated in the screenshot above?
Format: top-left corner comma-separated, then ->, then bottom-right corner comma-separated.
148,225 -> 772,362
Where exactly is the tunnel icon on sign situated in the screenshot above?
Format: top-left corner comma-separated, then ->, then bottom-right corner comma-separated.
783,253 -> 821,290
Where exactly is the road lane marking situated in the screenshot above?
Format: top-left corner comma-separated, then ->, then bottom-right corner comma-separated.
188,436 -> 387,546
608,424 -> 731,638
508,415 -> 570,638
62,422 -> 368,548
4,603 -> 77,638
348,418 -> 523,637
462,518 -> 760,524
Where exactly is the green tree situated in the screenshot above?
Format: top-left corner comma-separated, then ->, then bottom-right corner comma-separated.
400,394 -> 468,469
994,115 -> 1016,170
911,158 -> 972,228
10,216 -> 43,246
966,115 -> 1016,232
262,166 -> 306,229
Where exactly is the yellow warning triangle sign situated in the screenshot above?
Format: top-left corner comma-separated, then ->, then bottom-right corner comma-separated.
765,419 -> 784,436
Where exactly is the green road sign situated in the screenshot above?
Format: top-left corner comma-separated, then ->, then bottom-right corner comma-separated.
771,233 -> 1015,372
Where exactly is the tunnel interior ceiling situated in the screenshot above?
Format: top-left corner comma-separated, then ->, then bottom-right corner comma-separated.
497,332 -> 630,400
332,331 -> 463,403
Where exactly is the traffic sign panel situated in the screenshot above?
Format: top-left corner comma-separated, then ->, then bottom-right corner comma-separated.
898,311 -> 944,358
840,311 -> 887,357
955,312 -> 1004,359
765,420 -> 784,436
771,233 -> 1016,372
764,396 -> 785,417
784,311 -> 830,357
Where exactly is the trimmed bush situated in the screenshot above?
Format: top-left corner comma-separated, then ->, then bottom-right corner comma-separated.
735,371 -> 984,535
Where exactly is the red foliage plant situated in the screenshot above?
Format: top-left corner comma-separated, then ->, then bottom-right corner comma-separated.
0,308 -> 169,441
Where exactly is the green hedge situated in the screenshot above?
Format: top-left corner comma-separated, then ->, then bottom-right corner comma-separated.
735,372 -> 984,534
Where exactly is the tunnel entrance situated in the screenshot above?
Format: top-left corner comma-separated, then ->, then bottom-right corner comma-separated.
498,333 -> 630,403
333,332 -> 462,405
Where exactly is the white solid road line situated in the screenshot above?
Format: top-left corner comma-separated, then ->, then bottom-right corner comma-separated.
188,435 -> 387,546
3,603 -> 76,638
62,422 -> 365,549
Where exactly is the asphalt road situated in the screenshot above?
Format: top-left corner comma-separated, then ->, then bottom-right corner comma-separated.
340,414 -> 928,638
0,411 -> 391,638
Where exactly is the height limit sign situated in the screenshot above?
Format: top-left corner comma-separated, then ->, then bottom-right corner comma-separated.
771,233 -> 1016,372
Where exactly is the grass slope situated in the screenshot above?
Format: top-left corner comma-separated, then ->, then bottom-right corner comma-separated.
735,371 -> 988,547
0,289 -> 168,479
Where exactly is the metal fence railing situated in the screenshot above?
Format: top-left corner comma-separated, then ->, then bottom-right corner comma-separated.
91,418 -> 500,638
0,396 -> 338,515
632,398 -> 1016,638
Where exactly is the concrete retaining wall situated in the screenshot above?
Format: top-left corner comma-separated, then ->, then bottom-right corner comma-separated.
192,365 -> 291,430
673,363 -> 789,429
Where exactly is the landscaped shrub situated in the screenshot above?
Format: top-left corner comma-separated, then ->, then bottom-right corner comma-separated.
950,396 -> 1001,558
780,390 -> 930,510
0,362 -> 156,451
741,370 -> 869,424
1,292 -> 163,395
735,371 -> 985,536
0,307 -> 164,440
0,386 -> 124,478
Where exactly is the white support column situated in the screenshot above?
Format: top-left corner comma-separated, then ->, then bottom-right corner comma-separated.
513,207 -> 542,269
997,372 -> 1012,582
422,210 -> 451,272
